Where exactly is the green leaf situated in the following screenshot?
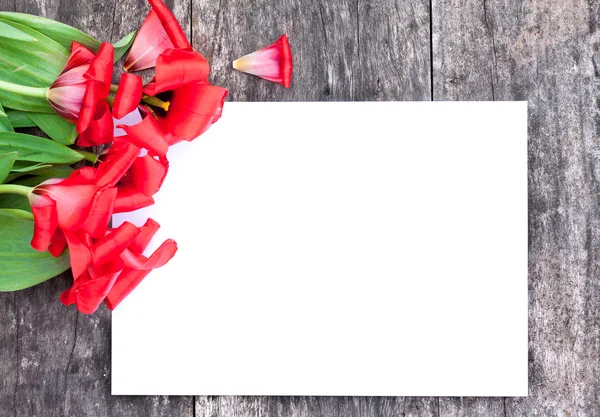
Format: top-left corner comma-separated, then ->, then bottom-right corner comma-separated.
0,208 -> 70,291
0,19 -> 69,88
27,112 -> 77,145
0,102 -> 13,132
113,31 -> 137,62
0,12 -> 100,52
10,161 -> 52,173
6,110 -> 35,128
0,151 -> 17,183
0,132 -> 83,164
0,20 -> 37,42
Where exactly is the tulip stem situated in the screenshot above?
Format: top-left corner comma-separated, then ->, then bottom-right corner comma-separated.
0,80 -> 48,98
76,150 -> 99,163
0,184 -> 32,197
110,84 -> 119,94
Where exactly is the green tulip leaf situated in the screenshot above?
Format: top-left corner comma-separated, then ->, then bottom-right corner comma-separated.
0,132 -> 83,164
27,112 -> 77,145
6,110 -> 35,128
0,12 -> 100,52
0,18 -> 68,87
0,151 -> 17,183
113,31 -> 137,62
10,161 -> 53,173
0,102 -> 13,132
0,208 -> 71,292
0,19 -> 37,42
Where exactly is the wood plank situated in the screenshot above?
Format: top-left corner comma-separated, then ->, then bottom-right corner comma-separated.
432,0 -> 600,416
192,0 -> 431,101
0,1 -> 193,416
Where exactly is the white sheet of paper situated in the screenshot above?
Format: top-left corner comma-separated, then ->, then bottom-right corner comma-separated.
112,102 -> 528,396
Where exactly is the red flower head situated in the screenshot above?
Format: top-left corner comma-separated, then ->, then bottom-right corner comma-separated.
122,0 -> 228,145
28,167 -> 117,278
233,34 -> 292,88
46,42 -> 115,146
60,220 -> 178,313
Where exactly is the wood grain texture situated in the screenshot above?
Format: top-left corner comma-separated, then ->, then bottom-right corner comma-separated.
433,0 -> 600,417
0,0 -> 599,415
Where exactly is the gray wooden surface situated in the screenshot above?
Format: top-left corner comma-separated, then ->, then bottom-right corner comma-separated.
0,0 -> 598,415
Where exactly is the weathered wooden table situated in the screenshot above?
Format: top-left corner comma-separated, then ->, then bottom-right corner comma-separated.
1,0 -> 598,415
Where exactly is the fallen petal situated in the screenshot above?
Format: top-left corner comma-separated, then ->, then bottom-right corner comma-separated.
233,34 -> 292,87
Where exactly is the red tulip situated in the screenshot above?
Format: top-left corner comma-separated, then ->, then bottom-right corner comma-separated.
28,167 -> 117,278
105,218 -> 178,310
46,42 -> 115,146
140,49 -> 227,144
59,220 -> 178,313
124,0 -> 191,72
233,34 -> 293,88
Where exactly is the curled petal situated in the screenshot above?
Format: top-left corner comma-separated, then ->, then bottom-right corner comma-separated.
61,42 -> 96,73
105,268 -> 151,310
160,82 -> 227,143
84,42 -> 114,97
82,188 -> 118,238
148,0 -> 191,50
113,187 -> 154,213
128,154 -> 168,196
121,238 -> 177,270
96,141 -> 141,188
76,81 -> 100,133
124,10 -> 174,72
77,100 -> 114,146
129,218 -> 160,253
61,260 -> 124,314
118,113 -> 168,157
48,229 -> 68,257
64,231 -> 93,279
142,49 -> 209,96
92,222 -> 141,267
29,194 -> 57,252
113,73 -> 143,119
51,65 -> 89,89
233,34 -> 292,87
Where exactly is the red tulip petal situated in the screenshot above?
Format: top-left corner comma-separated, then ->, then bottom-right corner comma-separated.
113,187 -> 155,213
76,81 -> 99,133
92,221 -> 141,267
48,229 -> 68,257
37,183 -> 98,231
61,42 -> 95,74
52,65 -> 89,89
77,100 -> 114,146
84,42 -> 114,96
124,10 -> 174,72
129,154 -> 168,196
29,194 -> 58,252
60,166 -> 97,186
148,0 -> 191,50
160,82 -> 227,142
129,218 -> 160,253
121,238 -> 177,270
82,188 -> 118,238
142,49 -> 209,96
233,34 -> 292,87
104,268 -> 151,310
71,260 -> 124,314
64,231 -> 93,279
118,113 -> 168,157
96,141 -> 142,188
113,73 -> 143,119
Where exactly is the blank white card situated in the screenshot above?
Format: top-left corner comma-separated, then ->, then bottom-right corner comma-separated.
113,102 -> 528,396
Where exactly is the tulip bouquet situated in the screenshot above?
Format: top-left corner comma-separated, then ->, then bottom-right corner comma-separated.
0,0 -> 292,313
